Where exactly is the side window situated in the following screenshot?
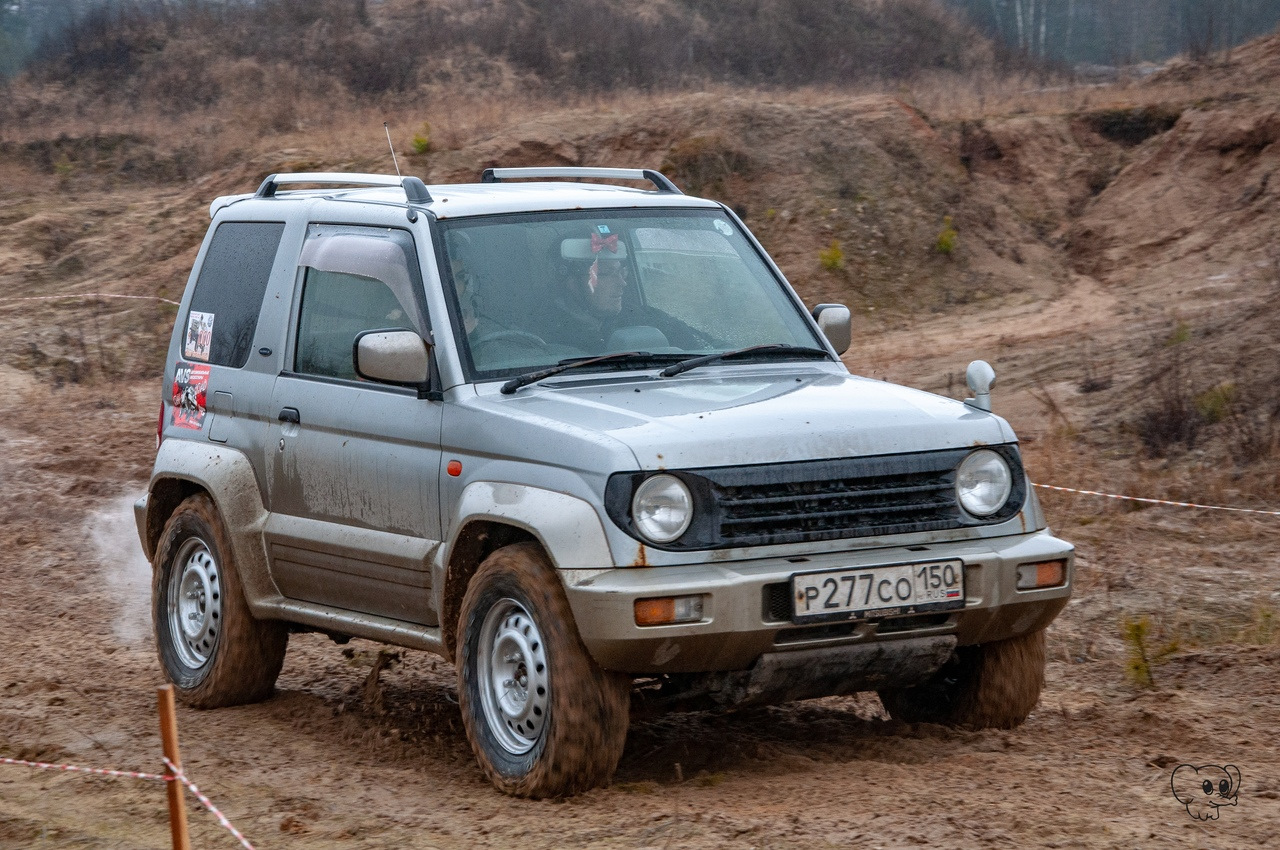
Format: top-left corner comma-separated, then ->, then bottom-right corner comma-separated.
295,270 -> 414,380
183,222 -> 285,368
293,229 -> 426,381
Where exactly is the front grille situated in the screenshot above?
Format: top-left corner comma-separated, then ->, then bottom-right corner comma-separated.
606,445 -> 1026,550
713,462 -> 956,546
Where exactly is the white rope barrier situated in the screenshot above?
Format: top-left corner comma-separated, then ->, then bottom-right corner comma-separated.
1033,483 -> 1280,516
0,756 -> 170,782
0,755 -> 256,849
164,758 -> 256,850
0,293 -> 179,306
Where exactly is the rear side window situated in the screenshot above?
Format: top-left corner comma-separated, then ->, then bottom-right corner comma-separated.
182,222 -> 285,368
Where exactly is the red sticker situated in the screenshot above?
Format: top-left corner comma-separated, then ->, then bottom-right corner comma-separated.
184,311 -> 214,361
171,361 -> 210,430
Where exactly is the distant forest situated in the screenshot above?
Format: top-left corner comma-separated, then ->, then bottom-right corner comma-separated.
944,0 -> 1280,65
0,0 -> 989,91
3,0 -> 1280,84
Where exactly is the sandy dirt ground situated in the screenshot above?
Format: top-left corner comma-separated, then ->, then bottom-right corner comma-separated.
2,280 -> 1278,849
4,56 -> 1280,847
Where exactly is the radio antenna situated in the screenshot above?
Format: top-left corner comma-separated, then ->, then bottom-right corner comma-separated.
383,122 -> 402,178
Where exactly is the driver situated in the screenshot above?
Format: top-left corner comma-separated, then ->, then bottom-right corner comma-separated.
551,233 -> 633,352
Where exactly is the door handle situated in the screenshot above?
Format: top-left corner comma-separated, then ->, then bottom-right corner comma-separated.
278,407 -> 301,424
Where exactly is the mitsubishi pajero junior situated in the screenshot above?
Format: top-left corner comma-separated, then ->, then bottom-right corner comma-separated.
134,167 -> 1074,798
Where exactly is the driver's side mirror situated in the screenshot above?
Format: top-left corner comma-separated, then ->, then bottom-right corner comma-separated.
811,303 -> 851,355
354,329 -> 431,385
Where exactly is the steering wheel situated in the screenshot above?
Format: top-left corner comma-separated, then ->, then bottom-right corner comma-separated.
469,329 -> 551,366
471,329 -> 549,349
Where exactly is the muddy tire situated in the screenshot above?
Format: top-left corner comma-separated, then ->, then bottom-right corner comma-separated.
152,493 -> 287,708
457,542 -> 630,798
878,630 -> 1046,730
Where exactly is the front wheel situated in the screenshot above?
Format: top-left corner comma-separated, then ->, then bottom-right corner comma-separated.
878,630 -> 1046,730
152,494 -> 287,708
457,542 -> 630,798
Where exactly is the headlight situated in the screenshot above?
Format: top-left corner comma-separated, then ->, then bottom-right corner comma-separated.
631,474 -> 693,544
956,449 -> 1012,517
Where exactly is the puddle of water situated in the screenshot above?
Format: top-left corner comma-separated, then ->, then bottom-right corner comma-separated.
88,494 -> 153,647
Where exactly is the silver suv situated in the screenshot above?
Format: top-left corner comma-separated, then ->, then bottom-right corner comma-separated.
135,167 -> 1073,798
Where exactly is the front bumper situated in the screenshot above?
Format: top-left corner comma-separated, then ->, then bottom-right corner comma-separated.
562,528 -> 1073,674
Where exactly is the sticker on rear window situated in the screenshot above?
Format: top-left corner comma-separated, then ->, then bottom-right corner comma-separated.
172,361 -> 210,430
184,311 -> 214,361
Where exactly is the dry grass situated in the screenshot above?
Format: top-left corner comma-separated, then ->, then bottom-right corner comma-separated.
3,82 -> 764,181
891,53 -> 1270,123
0,44 -> 1265,187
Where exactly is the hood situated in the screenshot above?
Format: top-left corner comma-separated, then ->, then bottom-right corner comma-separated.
479,365 -> 1016,469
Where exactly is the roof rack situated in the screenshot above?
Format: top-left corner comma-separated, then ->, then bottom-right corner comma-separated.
480,167 -> 682,194
254,173 -> 433,204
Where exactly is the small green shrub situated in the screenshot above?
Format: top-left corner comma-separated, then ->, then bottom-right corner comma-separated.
818,239 -> 844,271
411,121 -> 431,155
935,215 -> 957,256
1194,382 -> 1236,424
1164,320 -> 1191,346
696,771 -> 726,787
1122,616 -> 1178,688
1239,604 -> 1279,645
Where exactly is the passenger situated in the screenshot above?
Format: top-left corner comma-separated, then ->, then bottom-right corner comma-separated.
551,234 -> 633,352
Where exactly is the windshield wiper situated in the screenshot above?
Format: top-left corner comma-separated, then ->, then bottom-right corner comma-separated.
658,344 -> 830,378
501,351 -> 680,394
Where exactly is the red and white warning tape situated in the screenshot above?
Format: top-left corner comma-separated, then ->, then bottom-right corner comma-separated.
0,293 -> 179,306
164,758 -> 256,850
0,756 -> 255,849
1033,483 -> 1280,516
0,756 -> 170,782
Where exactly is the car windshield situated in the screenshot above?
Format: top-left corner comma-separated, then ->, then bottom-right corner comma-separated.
436,208 -> 826,379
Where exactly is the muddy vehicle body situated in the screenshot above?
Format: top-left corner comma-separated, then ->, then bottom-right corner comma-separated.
135,167 -> 1073,797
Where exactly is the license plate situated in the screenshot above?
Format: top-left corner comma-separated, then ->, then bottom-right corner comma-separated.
791,560 -> 965,623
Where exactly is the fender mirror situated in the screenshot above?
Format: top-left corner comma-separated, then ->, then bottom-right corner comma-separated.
964,360 -> 996,412
811,303 -> 851,355
354,329 -> 431,386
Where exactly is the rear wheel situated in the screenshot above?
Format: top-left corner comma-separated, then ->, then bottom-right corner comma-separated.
878,630 -> 1046,730
457,542 -> 630,798
152,494 -> 287,708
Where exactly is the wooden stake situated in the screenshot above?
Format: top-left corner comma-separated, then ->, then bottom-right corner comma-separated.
157,685 -> 192,850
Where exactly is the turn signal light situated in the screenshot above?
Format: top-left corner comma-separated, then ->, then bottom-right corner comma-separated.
634,595 -> 705,627
1016,559 -> 1067,590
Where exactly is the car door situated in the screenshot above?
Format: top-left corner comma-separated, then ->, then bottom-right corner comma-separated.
264,224 -> 442,626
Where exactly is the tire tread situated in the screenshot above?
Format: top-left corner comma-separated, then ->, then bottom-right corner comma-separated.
457,542 -> 629,798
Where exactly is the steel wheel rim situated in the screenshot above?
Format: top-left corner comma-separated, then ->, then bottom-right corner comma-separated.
167,537 -> 221,670
477,598 -> 549,755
